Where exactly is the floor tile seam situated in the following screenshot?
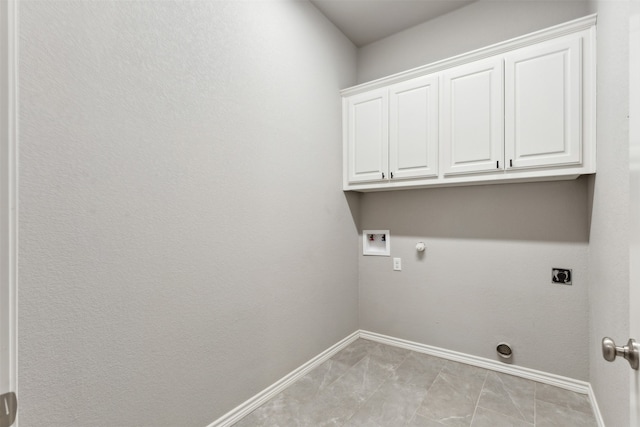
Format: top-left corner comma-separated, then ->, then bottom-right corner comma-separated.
496,374 -> 532,423
533,382 -> 593,415
398,381 -> 433,427
474,406 -> 536,427
469,370 -> 489,426
403,367 -> 443,393
371,346 -> 412,370
533,381 -> 537,426
533,400 -> 598,426
439,359 -> 490,381
337,373 -> 389,427
475,403 -> 536,426
392,350 -> 412,374
366,348 -> 414,388
332,340 -> 372,365
325,353 -> 371,394
503,383 -> 536,422
433,369 -> 458,390
420,364 -> 446,396
406,365 -> 446,424
404,404 -> 421,426
336,346 -> 394,426
533,396 -> 595,417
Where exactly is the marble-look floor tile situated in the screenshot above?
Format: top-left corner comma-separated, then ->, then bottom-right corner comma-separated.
440,360 -> 490,384
330,339 -> 375,367
237,359 -> 355,426
366,341 -> 411,368
282,358 -> 351,403
470,406 -> 534,427
394,351 -> 445,389
291,384 -> 361,427
406,414 -> 447,426
414,361 -> 488,426
343,380 -> 428,426
535,399 -> 598,427
326,354 -> 395,404
232,340 -> 599,427
535,383 -> 593,415
233,392 -> 302,427
476,371 -> 535,423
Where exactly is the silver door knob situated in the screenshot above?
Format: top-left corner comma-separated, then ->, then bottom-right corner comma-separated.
602,337 -> 640,370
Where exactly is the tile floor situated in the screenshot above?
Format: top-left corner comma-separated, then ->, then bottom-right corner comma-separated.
234,338 -> 598,427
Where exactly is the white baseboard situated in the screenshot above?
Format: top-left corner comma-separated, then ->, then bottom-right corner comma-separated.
360,330 -> 604,427
209,330 -> 604,427
359,330 -> 590,394
586,382 -> 606,427
207,330 -> 360,427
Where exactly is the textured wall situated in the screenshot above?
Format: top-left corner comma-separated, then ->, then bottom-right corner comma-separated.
355,1 -> 593,380
357,0 -> 591,83
586,1 -> 631,426
359,180 -> 591,379
18,1 -> 358,426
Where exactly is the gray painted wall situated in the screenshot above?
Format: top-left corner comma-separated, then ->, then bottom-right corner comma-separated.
359,180 -> 591,379
586,1 -> 631,426
355,1 -> 593,380
18,1 -> 358,425
357,0 -> 591,83
15,0 -> 634,425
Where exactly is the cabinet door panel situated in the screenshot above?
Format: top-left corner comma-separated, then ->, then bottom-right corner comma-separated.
347,89 -> 388,183
505,36 -> 582,169
389,74 -> 439,180
442,56 -> 504,176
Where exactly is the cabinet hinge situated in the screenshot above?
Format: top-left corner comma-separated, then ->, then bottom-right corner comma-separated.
0,392 -> 17,427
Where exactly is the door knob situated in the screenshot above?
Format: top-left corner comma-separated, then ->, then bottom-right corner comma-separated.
602,337 -> 640,370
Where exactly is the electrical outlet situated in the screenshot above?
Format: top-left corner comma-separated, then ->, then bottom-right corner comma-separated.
552,268 -> 572,285
393,258 -> 402,271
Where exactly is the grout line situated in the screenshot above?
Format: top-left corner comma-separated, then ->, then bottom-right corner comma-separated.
209,331 -> 360,427
497,372 -> 530,423
325,346 -> 370,391
469,370 -> 489,426
534,382 -> 537,426
410,366 -> 446,426
217,333 -> 599,426
338,342 -> 407,426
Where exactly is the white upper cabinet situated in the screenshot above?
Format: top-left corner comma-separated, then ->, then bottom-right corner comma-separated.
342,15 -> 596,192
344,74 -> 439,185
346,88 -> 388,183
442,56 -> 504,176
389,74 -> 439,180
504,34 -> 582,170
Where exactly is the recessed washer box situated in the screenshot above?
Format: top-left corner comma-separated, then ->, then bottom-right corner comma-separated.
363,230 -> 390,256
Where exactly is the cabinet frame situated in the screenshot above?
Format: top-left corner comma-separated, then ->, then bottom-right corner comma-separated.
342,14 -> 596,192
504,35 -> 583,170
345,89 -> 389,184
441,55 -> 504,177
388,74 -> 440,180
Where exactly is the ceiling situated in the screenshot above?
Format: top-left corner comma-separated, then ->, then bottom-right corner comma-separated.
310,0 -> 476,47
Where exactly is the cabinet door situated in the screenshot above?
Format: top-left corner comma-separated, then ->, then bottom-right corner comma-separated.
346,89 -> 389,183
442,56 -> 504,176
504,36 -> 582,169
389,74 -> 439,180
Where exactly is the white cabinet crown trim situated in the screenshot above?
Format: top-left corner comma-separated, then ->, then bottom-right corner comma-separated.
341,14 -> 596,97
